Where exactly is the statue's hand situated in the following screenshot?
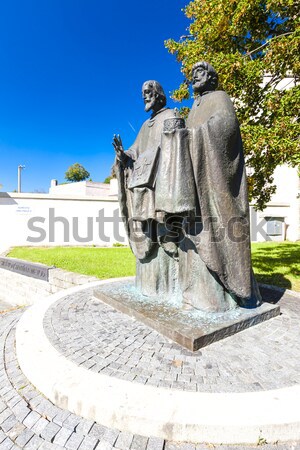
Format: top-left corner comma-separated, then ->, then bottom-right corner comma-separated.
113,134 -> 127,166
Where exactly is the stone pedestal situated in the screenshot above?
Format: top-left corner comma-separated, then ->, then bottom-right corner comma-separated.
94,280 -> 280,351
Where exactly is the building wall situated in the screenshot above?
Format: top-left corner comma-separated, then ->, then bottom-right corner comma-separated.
250,165 -> 299,242
49,179 -> 118,198
0,192 -> 127,254
1,165 -> 299,255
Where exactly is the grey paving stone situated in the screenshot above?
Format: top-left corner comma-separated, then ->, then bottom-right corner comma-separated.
23,411 -> 41,429
52,411 -> 71,427
14,428 -> 35,447
27,396 -> 42,410
146,436 -> 165,450
1,414 -> 18,433
101,428 -> 119,446
65,432 -> 84,450
53,427 -> 73,447
0,437 -> 15,450
40,422 -> 61,442
23,435 -> 44,449
11,402 -> 31,423
62,414 -> 82,431
0,387 -> 13,399
31,417 -> 50,434
6,395 -> 21,409
78,435 -> 99,450
6,422 -> 26,441
0,408 -> 13,424
39,442 -> 59,450
75,419 -> 95,436
130,434 -> 148,450
114,431 -> 134,450
0,429 -> 7,444
0,400 -> 7,414
165,444 -> 196,450
35,402 -> 58,422
88,423 -> 107,439
95,441 -> 113,450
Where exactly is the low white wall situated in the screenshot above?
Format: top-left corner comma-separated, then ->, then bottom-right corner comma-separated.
250,165 -> 300,242
0,265 -> 98,306
0,192 -> 127,253
49,180 -> 117,198
0,166 -> 299,253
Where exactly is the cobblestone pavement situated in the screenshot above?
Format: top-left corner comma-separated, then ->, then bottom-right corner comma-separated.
44,287 -> 300,393
1,295 -> 300,449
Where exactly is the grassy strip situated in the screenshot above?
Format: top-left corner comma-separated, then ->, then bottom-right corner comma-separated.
8,246 -> 136,279
8,241 -> 300,291
251,241 -> 300,292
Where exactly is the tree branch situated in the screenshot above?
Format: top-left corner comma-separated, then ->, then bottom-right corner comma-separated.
244,32 -> 293,58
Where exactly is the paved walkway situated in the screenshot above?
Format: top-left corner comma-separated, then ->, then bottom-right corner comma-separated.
1,291 -> 300,449
44,286 -> 300,394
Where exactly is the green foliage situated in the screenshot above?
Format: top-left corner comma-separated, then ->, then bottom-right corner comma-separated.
257,436 -> 268,446
165,0 -> 300,210
8,246 -> 136,279
65,163 -> 90,183
104,176 -> 112,184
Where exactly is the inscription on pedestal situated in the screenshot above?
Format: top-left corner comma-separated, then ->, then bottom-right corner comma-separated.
0,257 -> 50,281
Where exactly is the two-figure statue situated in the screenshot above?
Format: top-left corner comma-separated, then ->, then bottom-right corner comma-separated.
113,61 -> 261,313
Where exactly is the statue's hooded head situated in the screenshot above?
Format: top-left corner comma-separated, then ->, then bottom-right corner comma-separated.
142,80 -> 167,113
191,61 -> 218,95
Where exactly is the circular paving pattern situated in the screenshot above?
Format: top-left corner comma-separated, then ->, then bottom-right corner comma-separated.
1,309 -> 299,450
43,285 -> 300,394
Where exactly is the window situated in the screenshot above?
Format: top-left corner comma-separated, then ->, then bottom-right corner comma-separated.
265,217 -> 284,236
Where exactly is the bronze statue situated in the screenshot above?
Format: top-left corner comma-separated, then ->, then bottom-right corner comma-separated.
180,61 -> 261,311
113,81 -> 179,296
114,65 -> 261,313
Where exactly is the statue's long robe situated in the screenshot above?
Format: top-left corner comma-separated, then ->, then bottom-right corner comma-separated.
186,90 -> 260,302
116,107 -> 179,296
125,108 -> 174,221
117,108 -> 174,258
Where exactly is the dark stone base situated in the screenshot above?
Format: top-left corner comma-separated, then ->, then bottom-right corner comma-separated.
94,280 -> 280,351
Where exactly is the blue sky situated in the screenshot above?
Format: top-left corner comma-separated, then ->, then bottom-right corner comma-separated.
0,0 -> 192,192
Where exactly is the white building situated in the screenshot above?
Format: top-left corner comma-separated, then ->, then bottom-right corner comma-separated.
49,179 -> 118,198
250,165 -> 299,242
0,181 -> 125,255
0,167 -> 298,255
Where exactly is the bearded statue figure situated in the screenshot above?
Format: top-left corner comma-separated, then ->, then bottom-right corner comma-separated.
114,67 -> 261,313
113,80 -> 180,297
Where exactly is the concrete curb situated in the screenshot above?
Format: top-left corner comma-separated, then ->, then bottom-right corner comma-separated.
16,280 -> 300,444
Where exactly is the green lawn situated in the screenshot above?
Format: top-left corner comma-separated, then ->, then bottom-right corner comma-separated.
251,241 -> 300,291
8,246 -> 136,279
8,241 -> 300,291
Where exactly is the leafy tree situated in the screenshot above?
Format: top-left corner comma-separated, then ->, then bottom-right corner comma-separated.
65,163 -> 90,183
165,0 -> 299,210
104,176 -> 112,184
103,164 -> 117,184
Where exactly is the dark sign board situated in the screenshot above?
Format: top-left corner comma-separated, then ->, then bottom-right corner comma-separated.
0,257 -> 50,282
